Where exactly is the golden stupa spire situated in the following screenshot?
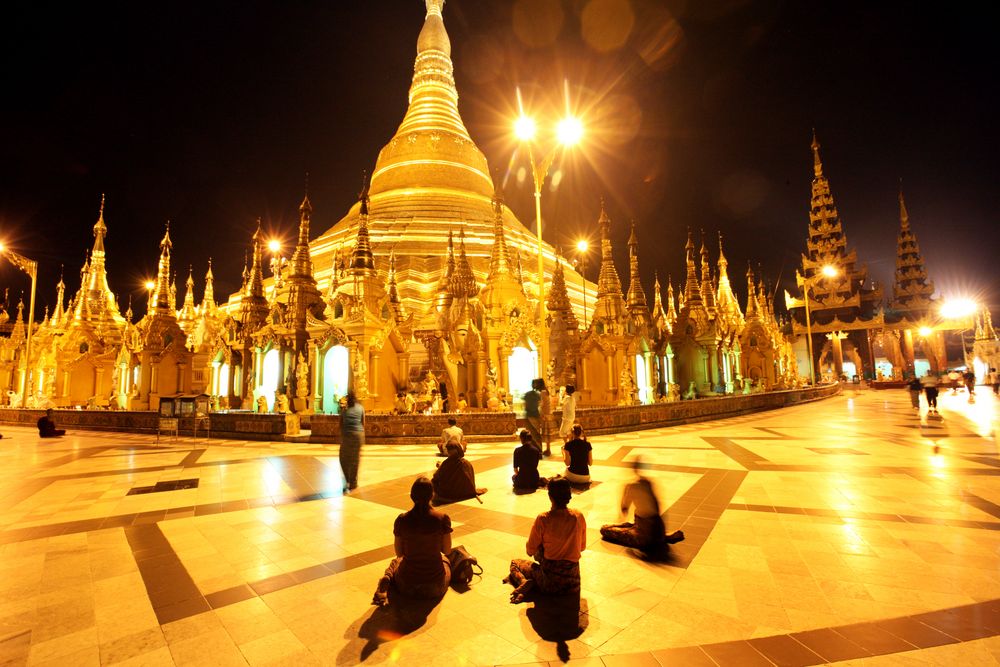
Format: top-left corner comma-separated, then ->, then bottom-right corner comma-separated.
891,186 -> 935,312
626,220 -> 647,310
52,265 -> 66,324
369,0 -> 492,198
745,263 -> 760,320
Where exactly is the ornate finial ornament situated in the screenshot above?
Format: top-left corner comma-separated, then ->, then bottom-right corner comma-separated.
811,129 -> 824,178
425,0 -> 444,18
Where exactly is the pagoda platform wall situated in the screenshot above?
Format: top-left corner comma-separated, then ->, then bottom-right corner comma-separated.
0,384 -> 840,443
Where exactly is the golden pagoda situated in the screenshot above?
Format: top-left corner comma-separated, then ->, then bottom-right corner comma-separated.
306,0 -> 589,328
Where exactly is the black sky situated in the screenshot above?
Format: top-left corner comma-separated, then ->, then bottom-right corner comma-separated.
1,0 -> 996,318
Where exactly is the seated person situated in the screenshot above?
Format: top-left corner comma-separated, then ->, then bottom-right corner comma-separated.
505,478 -> 586,603
37,409 -> 66,438
393,392 -> 409,415
456,392 -> 468,412
562,424 -> 592,484
512,429 -> 542,492
432,443 -> 485,503
405,391 -> 417,414
372,477 -> 452,606
438,417 -> 467,455
601,457 -> 684,558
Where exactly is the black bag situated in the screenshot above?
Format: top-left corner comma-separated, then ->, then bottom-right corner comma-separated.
447,545 -> 483,586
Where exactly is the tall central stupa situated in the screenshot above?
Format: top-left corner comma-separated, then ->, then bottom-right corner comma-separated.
310,0 -> 586,321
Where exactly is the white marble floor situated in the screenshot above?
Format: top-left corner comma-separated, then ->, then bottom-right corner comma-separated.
1,386 -> 999,666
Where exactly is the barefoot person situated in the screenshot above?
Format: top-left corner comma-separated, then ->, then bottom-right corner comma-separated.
558,385 -> 577,443
339,391 -> 364,492
372,477 -> 452,607
505,478 -> 587,603
600,457 -> 684,558
562,424 -> 592,484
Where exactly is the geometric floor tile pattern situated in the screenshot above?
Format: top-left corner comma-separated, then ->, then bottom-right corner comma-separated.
1,387 -> 999,665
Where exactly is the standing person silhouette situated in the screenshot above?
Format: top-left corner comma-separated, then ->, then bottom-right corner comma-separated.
339,391 -> 364,492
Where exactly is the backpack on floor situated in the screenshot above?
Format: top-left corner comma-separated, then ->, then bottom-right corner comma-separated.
447,545 -> 483,586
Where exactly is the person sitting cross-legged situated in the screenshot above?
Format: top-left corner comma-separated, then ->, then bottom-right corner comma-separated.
512,429 -> 543,493
505,478 -> 587,604
432,443 -> 486,504
37,409 -> 66,438
600,457 -> 684,559
372,477 -> 452,607
561,424 -> 592,484
438,417 -> 466,456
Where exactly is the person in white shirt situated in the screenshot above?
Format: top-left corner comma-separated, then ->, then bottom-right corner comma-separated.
558,385 -> 577,442
438,417 -> 467,455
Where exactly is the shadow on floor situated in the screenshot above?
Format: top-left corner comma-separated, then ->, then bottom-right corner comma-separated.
338,590 -> 443,664
523,595 -> 590,663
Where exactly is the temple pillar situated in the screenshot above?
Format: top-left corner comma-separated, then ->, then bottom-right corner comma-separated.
475,353 -> 487,407
370,351 -> 380,401
902,329 -> 916,377
829,331 -> 846,379
606,352 -> 617,404
95,367 -> 105,401
61,370 -> 70,398
499,349 -> 510,395
310,344 -> 322,413
399,352 -> 411,393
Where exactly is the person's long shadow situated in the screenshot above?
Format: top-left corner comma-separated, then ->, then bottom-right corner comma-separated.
523,594 -> 590,663
336,591 -> 442,665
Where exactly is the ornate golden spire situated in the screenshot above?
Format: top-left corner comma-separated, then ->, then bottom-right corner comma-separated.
350,177 -> 376,274
666,276 -> 677,326
52,265 -> 66,324
178,265 -> 197,329
626,220 -> 648,310
487,189 -> 514,278
699,231 -> 716,311
811,128 -> 823,178
745,263 -> 760,320
891,187 -> 935,313
152,222 -> 173,311
290,182 -> 315,279
93,193 -> 107,255
369,0 -> 492,198
683,229 -> 702,305
715,232 -> 742,326
200,259 -> 216,313
451,229 -> 477,298
547,254 -> 578,329
596,200 -> 624,300
246,219 -> 266,299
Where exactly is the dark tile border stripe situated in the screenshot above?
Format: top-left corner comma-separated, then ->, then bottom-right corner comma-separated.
729,502 -> 1000,531
124,524 -> 210,624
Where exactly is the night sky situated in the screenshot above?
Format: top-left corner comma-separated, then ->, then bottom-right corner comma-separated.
1,0 -> 996,321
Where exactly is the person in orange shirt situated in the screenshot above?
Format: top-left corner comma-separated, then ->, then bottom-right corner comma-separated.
504,478 -> 586,603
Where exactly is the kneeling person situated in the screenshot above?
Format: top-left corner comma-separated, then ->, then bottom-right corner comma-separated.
433,443 -> 485,503
37,409 -> 66,438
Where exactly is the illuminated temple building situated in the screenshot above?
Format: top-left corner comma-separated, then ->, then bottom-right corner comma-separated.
6,1 -> 994,411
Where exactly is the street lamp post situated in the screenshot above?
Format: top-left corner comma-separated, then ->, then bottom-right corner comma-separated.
0,243 -> 38,407
514,103 -> 583,374
574,239 -> 589,329
798,264 -> 839,386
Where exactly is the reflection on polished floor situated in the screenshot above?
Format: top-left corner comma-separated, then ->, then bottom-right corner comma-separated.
1,388 -> 1000,666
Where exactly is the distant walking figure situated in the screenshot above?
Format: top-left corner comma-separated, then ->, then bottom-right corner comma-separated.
339,391 -> 364,492
920,371 -> 939,413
